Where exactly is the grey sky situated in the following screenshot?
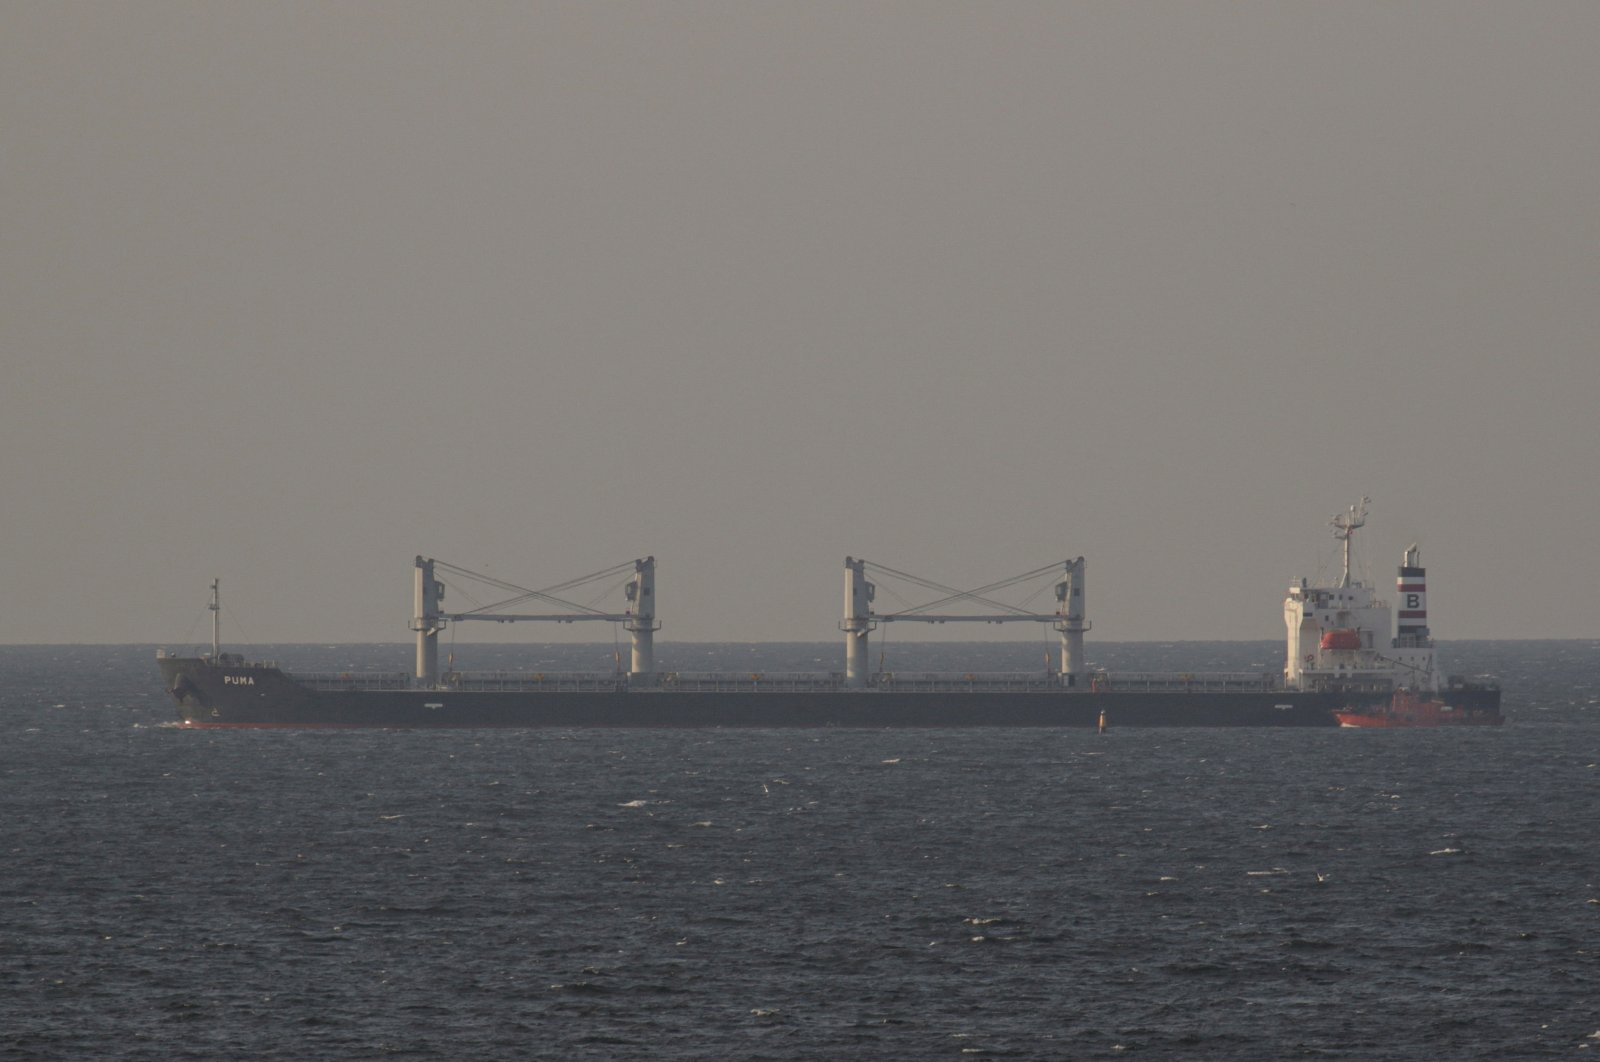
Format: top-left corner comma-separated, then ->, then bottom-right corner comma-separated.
4,2 -> 1596,645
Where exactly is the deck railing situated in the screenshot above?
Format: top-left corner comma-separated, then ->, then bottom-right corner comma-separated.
285,668 -> 1293,695
1084,671 -> 1280,692
293,672 -> 413,691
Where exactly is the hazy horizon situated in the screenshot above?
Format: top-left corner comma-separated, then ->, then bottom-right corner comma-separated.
5,2 -> 1597,644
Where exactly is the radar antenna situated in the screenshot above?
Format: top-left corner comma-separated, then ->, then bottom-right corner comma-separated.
1330,497 -> 1370,588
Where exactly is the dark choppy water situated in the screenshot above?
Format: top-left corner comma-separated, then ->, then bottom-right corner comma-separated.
3,641 -> 1598,1059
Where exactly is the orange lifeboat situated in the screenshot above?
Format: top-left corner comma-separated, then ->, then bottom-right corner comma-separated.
1320,629 -> 1361,651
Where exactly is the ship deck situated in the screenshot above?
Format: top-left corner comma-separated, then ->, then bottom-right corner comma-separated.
286,668 -> 1287,695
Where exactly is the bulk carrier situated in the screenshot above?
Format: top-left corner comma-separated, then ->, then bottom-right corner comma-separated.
158,501 -> 1500,728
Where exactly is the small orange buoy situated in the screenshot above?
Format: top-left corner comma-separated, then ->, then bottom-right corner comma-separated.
1097,709 -> 1107,734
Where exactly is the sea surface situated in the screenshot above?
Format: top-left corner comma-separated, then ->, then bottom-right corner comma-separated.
3,640 -> 1597,1059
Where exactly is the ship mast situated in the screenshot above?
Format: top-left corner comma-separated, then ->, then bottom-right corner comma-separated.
842,557 -> 1089,688
1331,497 -> 1369,588
623,557 -> 659,676
1054,559 -> 1087,685
412,556 -> 657,688
841,558 -> 875,687
413,557 -> 444,686
209,578 -> 221,660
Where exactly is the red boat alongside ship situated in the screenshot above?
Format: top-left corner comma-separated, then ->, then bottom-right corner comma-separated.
1335,688 -> 1505,728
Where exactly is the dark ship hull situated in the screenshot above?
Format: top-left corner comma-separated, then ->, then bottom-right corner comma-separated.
158,656 -> 1502,729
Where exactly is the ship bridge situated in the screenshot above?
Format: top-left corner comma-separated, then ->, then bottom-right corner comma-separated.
1283,500 -> 1442,693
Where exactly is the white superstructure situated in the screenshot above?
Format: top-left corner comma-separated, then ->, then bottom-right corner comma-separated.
1283,499 -> 1441,693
